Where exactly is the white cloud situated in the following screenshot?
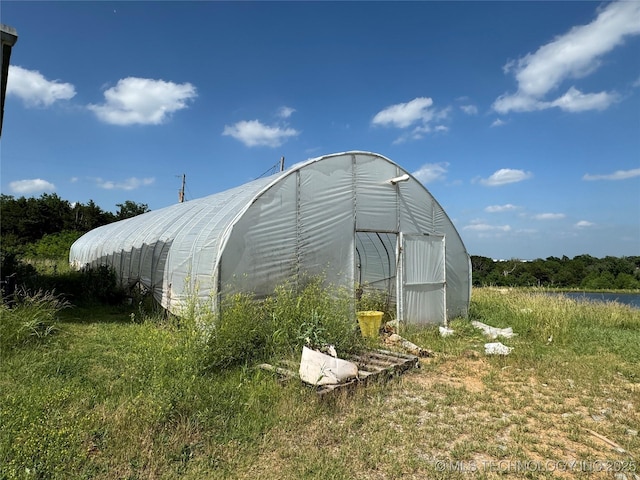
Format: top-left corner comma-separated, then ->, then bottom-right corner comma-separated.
479,168 -> 533,186
548,87 -> 617,112
9,178 -> 56,194
583,168 -> 640,181
460,104 -> 478,115
7,66 -> 76,107
277,106 -> 296,118
485,204 -> 518,213
96,177 -> 155,190
412,162 -> 448,184
223,119 -> 299,147
373,98 -> 451,143
533,213 -> 566,220
491,118 -> 506,127
493,1 -> 640,114
463,222 -> 512,232
393,123 -> 450,144
550,87 -> 619,112
88,77 -> 197,125
575,220 -> 595,228
372,97 -> 434,128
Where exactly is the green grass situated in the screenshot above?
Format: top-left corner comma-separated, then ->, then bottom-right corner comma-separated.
1,287 -> 639,479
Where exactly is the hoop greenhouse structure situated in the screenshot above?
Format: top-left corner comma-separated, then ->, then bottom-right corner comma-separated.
70,151 -> 471,325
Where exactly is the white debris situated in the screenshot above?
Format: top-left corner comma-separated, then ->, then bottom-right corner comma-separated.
484,342 -> 513,356
439,326 -> 455,337
298,346 -> 358,386
385,333 -> 433,357
472,320 -> 516,339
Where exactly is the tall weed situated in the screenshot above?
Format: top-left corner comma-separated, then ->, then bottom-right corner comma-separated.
355,284 -> 395,322
0,289 -> 69,352
264,277 -> 359,357
191,277 -> 363,371
469,288 -> 640,366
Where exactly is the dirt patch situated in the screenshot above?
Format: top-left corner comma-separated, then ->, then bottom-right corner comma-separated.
412,355 -> 488,393
400,355 -> 638,474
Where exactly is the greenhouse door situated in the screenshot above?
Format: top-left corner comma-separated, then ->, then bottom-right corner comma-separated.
397,233 -> 446,325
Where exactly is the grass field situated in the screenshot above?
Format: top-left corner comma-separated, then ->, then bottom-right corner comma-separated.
1,288 -> 639,479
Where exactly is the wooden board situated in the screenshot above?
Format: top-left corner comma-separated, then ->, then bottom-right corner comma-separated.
317,349 -> 419,396
259,349 -> 419,396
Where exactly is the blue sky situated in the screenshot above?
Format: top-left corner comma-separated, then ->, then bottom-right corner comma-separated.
2,1 -> 639,260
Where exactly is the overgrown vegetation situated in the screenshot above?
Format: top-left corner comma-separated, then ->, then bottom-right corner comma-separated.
356,283 -> 395,321
1,286 -> 638,479
188,277 -> 364,371
1,263 -> 126,307
0,289 -> 68,353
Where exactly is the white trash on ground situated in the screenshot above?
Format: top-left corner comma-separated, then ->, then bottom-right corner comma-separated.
384,333 -> 433,357
439,326 -> 455,337
298,346 -> 358,386
484,342 -> 513,356
472,320 -> 516,339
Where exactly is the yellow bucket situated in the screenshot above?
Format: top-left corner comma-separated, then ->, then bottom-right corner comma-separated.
356,311 -> 384,338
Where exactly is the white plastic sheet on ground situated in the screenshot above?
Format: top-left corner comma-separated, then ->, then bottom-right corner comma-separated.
484,342 -> 513,356
472,320 -> 516,339
439,326 -> 455,337
298,346 -> 358,386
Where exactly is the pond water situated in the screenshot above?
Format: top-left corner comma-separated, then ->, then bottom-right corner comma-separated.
551,291 -> 640,309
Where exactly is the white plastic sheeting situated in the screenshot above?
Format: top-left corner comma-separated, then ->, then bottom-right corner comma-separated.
400,233 -> 446,325
70,151 -> 471,324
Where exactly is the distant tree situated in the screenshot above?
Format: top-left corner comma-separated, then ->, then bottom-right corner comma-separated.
467,255 -> 640,290
0,193 -> 74,245
514,272 -> 538,287
470,256 -> 495,286
23,230 -> 84,259
115,201 -> 150,220
528,259 -> 553,286
614,273 -> 640,290
581,271 -> 616,290
73,200 -> 115,231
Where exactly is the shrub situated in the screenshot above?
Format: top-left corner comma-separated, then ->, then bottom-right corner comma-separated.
0,289 -> 69,353
0,251 -> 37,297
23,230 -> 84,260
204,292 -> 270,370
197,277 -> 364,371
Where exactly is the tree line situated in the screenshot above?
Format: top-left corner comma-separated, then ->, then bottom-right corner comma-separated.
1,193 -> 149,258
471,255 -> 640,290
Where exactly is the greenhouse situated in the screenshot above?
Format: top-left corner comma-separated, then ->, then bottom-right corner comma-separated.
70,151 -> 471,325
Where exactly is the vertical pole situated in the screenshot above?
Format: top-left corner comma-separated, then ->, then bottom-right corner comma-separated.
178,174 -> 186,203
279,156 -> 285,172
396,233 -> 404,332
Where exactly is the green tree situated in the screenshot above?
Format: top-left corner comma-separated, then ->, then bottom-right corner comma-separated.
470,256 -> 495,286
115,201 -> 150,220
582,271 -> 616,290
1,193 -> 74,245
73,200 -> 115,231
614,273 -> 640,290
24,230 -> 84,259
